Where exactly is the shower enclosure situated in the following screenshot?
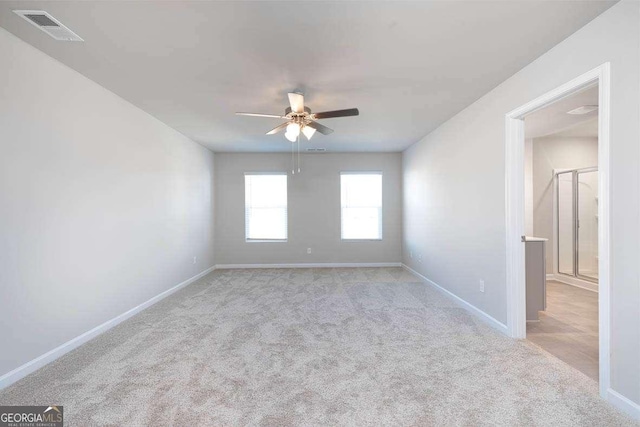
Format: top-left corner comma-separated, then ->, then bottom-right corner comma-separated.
556,167 -> 599,282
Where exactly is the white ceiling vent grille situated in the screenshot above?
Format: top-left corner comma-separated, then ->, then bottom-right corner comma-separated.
567,105 -> 598,115
13,10 -> 83,41
306,148 -> 326,152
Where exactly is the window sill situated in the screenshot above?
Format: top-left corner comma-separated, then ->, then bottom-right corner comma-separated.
246,239 -> 288,243
341,238 -> 383,242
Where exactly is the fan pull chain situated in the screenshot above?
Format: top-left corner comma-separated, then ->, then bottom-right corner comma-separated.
291,139 -> 295,175
297,134 -> 301,173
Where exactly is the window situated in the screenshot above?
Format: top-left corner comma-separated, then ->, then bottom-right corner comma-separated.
245,174 -> 287,241
341,173 -> 382,240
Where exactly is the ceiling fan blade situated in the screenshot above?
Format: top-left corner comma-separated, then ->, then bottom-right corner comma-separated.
306,120 -> 334,135
236,112 -> 285,118
266,122 -> 290,135
302,126 -> 316,140
288,92 -> 305,114
312,108 -> 359,119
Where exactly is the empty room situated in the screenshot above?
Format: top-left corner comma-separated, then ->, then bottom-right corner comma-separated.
0,1 -> 639,426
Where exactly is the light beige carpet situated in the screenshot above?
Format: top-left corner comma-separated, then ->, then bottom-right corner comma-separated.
0,268 -> 635,426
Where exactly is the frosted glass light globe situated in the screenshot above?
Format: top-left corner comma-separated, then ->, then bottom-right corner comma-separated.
286,123 -> 300,136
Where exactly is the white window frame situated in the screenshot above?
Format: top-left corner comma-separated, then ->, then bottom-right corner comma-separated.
340,171 -> 383,241
244,172 -> 288,243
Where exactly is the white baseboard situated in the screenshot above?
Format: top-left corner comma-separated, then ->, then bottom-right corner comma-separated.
608,388 -> 640,420
546,273 -> 555,280
0,265 -> 216,391
215,262 -> 402,269
549,273 -> 598,293
402,264 -> 509,335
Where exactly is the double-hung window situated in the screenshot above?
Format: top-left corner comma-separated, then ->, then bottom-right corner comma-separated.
341,172 -> 383,240
245,173 -> 288,242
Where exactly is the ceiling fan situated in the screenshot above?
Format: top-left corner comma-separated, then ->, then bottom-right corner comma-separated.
236,92 -> 359,142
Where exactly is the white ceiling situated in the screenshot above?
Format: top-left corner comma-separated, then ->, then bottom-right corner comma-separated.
0,1 -> 615,152
524,85 -> 599,138
554,118 -> 598,138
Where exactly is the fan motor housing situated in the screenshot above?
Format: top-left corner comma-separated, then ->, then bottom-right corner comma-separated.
285,106 -> 311,116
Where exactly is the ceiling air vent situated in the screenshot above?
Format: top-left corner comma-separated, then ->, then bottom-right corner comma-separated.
567,105 -> 598,115
13,10 -> 83,41
306,148 -> 326,152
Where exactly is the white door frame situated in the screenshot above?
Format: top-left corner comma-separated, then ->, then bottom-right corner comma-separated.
504,63 -> 611,397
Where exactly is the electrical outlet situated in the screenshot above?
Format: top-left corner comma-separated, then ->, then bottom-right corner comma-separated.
418,254 -> 423,263
193,256 -> 197,264
479,280 -> 485,293
410,251 -> 413,259
307,248 -> 312,254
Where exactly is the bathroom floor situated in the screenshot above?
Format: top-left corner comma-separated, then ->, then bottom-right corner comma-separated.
527,280 -> 599,380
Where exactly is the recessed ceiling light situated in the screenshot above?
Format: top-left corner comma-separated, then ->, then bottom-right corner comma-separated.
13,10 -> 83,41
567,105 -> 598,115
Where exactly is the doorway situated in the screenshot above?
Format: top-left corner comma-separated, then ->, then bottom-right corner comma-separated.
522,88 -> 599,380
504,63 -> 610,397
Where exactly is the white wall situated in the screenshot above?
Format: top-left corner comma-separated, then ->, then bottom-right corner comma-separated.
524,138 -> 534,236
531,133 -> 598,272
403,0 -> 639,406
215,153 -> 402,265
0,28 -> 216,379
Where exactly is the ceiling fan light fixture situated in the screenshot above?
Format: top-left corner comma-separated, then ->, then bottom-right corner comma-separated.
236,90 -> 356,144
302,126 -> 316,140
237,91 -> 358,173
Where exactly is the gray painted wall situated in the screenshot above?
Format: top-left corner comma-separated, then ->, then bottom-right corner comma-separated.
402,1 -> 639,404
0,28 -> 215,378
215,153 -> 402,265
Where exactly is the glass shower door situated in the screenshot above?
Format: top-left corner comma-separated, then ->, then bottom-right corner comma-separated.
577,170 -> 598,281
557,172 -> 575,276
